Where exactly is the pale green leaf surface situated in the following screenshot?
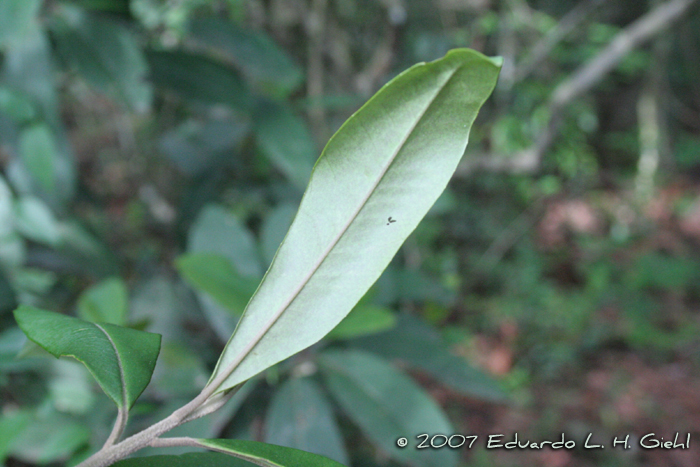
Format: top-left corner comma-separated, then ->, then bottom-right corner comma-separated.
265,378 -> 348,465
319,349 -> 456,467
176,253 -> 259,315
327,304 -> 396,340
208,49 -> 500,394
254,101 -> 316,189
13,305 -> 161,409
77,277 -> 129,325
189,204 -> 262,278
199,439 -> 347,467
354,314 -> 506,401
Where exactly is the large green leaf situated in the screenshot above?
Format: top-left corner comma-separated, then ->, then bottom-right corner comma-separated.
320,349 -> 456,467
176,253 -> 258,315
265,378 -> 348,465
199,439 -> 346,467
13,305 -> 161,409
254,101 -> 316,189
189,17 -> 303,97
354,314 -> 506,401
52,11 -> 152,112
207,49 -> 501,394
147,50 -> 249,110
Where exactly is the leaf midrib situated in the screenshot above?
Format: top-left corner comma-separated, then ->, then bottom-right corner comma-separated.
95,323 -> 128,409
214,64 -> 463,391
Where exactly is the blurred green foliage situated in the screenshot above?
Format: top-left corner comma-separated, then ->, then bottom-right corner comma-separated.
1,1 -> 700,466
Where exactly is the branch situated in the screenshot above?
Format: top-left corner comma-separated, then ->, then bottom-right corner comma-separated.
149,437 -> 202,449
550,0 -> 696,111
513,0 -> 609,83
102,407 -> 128,449
458,0 -> 698,176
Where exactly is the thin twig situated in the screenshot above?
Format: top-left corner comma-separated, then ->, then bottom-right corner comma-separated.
102,407 -> 128,449
514,0 -> 609,82
149,437 -> 203,449
457,0 -> 698,176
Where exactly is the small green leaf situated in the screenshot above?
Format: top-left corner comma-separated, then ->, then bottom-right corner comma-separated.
189,17 -> 303,97
52,12 -> 152,112
266,378 -> 348,465
19,123 -> 57,192
199,439 -> 347,467
327,304 -> 396,340
176,253 -> 259,315
319,349 -> 456,467
77,277 -> 129,325
189,204 -> 262,278
13,305 -> 161,409
354,314 -> 506,401
207,49 -> 500,395
147,50 -> 249,110
254,101 -> 316,189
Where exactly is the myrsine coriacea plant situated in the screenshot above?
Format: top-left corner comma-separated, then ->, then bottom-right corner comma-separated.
14,48 -> 502,467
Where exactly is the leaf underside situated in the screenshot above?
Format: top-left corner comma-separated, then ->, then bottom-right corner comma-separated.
207,48 -> 501,395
